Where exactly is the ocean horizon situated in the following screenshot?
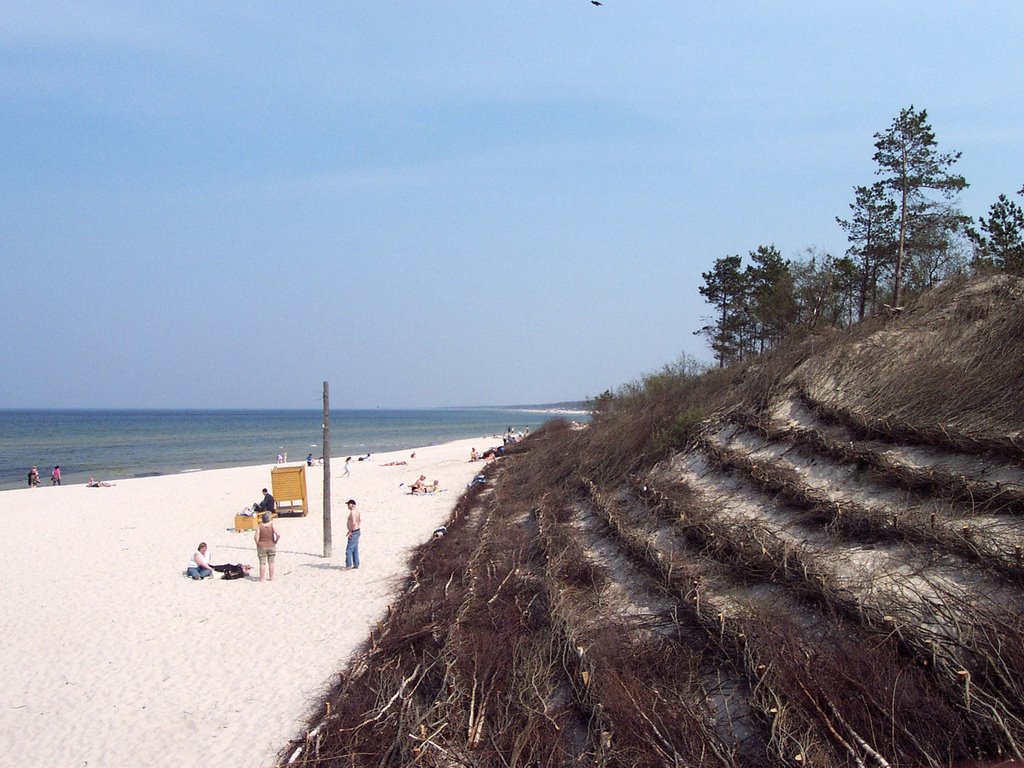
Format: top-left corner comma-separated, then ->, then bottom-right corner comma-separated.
0,407 -> 587,491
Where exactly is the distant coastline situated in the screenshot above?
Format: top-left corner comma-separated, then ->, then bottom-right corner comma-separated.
507,407 -> 589,415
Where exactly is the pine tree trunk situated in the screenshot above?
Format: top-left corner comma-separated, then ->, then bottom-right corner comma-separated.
894,146 -> 908,308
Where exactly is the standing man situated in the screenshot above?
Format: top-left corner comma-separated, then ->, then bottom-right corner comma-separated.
51,465 -> 62,485
345,499 -> 361,569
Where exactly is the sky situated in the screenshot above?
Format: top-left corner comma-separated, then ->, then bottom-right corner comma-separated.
2,1 -> 1022,409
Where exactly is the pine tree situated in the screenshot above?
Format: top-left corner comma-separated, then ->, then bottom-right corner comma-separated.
837,182 -> 897,320
746,245 -> 795,352
972,193 -> 1024,274
697,255 -> 746,367
873,106 -> 967,307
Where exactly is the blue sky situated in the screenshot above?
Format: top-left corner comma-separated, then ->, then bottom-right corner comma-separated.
2,1 -> 1022,408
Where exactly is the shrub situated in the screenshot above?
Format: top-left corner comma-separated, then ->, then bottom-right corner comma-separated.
655,408 -> 704,453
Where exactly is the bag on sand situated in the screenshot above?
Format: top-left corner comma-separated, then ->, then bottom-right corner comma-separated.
221,564 -> 246,580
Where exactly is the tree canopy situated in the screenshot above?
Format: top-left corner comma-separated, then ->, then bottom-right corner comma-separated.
872,105 -> 967,307
694,106 -> 1022,366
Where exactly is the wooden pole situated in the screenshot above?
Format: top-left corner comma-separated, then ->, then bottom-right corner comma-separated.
322,381 -> 333,558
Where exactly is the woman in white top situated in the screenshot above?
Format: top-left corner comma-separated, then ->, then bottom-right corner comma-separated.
187,543 -> 214,580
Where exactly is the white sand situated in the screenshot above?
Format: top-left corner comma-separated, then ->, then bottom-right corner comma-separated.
0,437 -> 493,768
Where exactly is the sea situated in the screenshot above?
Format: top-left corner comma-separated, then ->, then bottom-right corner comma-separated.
0,408 -> 587,491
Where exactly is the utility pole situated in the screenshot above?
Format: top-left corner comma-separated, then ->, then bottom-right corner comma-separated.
322,381 -> 332,558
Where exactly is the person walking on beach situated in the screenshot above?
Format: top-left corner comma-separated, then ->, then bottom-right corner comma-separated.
342,457 -> 351,478
51,465 -> 61,485
28,466 -> 40,488
255,512 -> 280,582
345,499 -> 361,569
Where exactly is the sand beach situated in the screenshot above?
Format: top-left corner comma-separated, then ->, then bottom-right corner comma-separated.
0,436 -> 490,768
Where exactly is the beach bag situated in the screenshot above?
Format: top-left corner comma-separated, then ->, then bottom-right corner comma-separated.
221,564 -> 246,580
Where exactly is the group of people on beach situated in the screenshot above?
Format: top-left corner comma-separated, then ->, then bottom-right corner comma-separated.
186,491 -> 363,582
503,426 -> 527,445
184,432 -> 525,585
465,427 -> 525,466
26,465 -> 116,488
27,465 -> 60,487
470,445 -> 506,462
407,475 -> 440,494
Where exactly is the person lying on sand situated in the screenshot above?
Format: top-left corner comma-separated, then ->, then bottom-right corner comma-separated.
86,477 -> 115,487
381,460 -> 407,466
212,563 -> 252,580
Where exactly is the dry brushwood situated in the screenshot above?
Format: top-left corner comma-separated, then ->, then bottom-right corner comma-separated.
282,275 -> 1024,767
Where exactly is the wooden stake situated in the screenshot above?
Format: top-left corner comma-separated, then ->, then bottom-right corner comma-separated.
958,670 -> 971,708
322,381 -> 333,558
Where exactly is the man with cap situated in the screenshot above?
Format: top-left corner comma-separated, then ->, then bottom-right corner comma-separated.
345,499 -> 361,569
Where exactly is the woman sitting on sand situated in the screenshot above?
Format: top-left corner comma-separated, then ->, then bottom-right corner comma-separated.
187,542 -> 214,580
254,512 -> 280,582
186,543 -> 252,580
